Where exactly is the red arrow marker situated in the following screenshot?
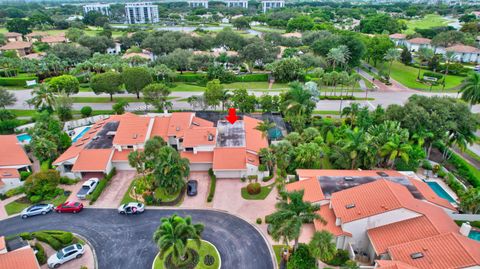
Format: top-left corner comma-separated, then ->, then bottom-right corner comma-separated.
225,108 -> 238,124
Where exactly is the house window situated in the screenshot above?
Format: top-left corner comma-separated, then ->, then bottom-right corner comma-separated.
64,164 -> 73,173
127,145 -> 134,149
185,147 -> 193,152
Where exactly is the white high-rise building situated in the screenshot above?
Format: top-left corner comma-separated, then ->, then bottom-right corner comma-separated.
125,2 -> 159,24
261,0 -> 285,13
83,3 -> 110,16
188,0 -> 209,8
224,0 -> 248,8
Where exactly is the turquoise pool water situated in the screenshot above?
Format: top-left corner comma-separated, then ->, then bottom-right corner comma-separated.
469,230 -> 480,241
17,133 -> 31,143
425,181 -> 456,203
72,126 -> 91,142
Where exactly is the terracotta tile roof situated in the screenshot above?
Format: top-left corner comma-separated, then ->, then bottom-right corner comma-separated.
389,33 -> 407,39
445,44 -> 480,54
388,233 -> 480,269
286,177 -> 324,203
112,149 -> 133,162
41,35 -> 67,43
167,112 -> 194,138
243,116 -> 268,153
376,260 -> 418,269
0,168 -> 20,179
213,147 -> 246,170
113,113 -> 151,145
72,149 -> 113,172
330,179 -> 414,223
0,247 -> 40,269
192,116 -> 214,127
0,135 -> 31,166
296,169 -> 403,179
314,205 -> 351,237
409,178 -> 457,211
246,152 -> 260,166
0,41 -> 32,50
368,216 -> 441,255
26,31 -> 48,37
408,38 -> 431,44
5,32 -> 22,37
183,127 -> 217,147
122,52 -> 151,60
180,151 -> 213,163
150,116 -> 171,141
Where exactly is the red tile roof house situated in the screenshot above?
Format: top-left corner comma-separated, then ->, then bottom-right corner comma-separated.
389,33 -> 407,46
0,236 -> 40,269
444,45 -> 480,64
4,32 -> 23,43
285,169 -> 479,269
0,41 -> 33,57
405,38 -> 432,52
0,135 -> 32,194
53,112 -> 269,180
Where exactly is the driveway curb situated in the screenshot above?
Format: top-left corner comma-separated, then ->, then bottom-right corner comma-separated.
74,233 -> 99,269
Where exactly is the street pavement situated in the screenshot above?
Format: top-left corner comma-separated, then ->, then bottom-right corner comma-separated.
0,208 -> 274,269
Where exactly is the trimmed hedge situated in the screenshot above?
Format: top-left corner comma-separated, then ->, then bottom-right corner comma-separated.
34,242 -> 47,265
207,168 -> 216,203
235,73 -> 268,82
31,231 -> 63,250
0,76 -> 38,87
24,230 -> 75,251
174,73 -> 206,83
436,143 -> 480,188
88,168 -> 117,204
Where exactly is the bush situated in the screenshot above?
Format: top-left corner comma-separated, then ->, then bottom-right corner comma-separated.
423,72 -> 443,80
19,232 -> 33,240
287,244 -> 316,269
256,218 -> 262,224
326,249 -> 350,266
207,170 -> 216,203
89,168 -> 116,204
262,175 -> 274,182
241,177 -> 246,182
0,76 -> 38,87
29,195 -> 41,203
5,186 -> 25,197
31,232 -> 63,250
47,230 -> 74,245
34,242 -> 47,265
437,169 -> 447,178
258,164 -> 267,172
24,170 -> 61,201
422,160 -> 433,170
248,175 -> 258,181
80,106 -> 93,118
436,143 -> 480,187
235,73 -> 268,82
246,183 -> 261,195
60,177 -> 78,185
0,69 -> 18,77
174,73 -> 206,83
446,173 -> 464,194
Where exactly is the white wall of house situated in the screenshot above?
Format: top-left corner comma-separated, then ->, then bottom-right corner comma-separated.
190,163 -> 212,171
112,161 -> 135,171
341,208 -> 421,253
214,169 -> 246,178
194,145 -> 215,152
0,164 -> 30,171
0,177 -> 23,194
246,163 -> 269,178
407,43 -> 431,52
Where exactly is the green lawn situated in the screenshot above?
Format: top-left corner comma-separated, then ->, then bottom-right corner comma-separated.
389,61 -> 465,91
224,81 -> 289,91
120,180 -> 138,205
273,245 -> 287,267
403,14 -> 453,34
153,240 -> 220,269
241,183 -> 275,200
5,193 -> 68,216
154,187 -> 180,202
171,83 -> 206,92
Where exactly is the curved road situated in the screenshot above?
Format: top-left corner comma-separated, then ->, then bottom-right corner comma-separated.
0,208 -> 274,269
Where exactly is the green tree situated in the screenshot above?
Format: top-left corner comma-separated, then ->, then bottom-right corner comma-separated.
6,18 -> 31,35
24,170 -> 60,202
287,244 -> 316,269
327,45 -> 350,70
153,214 -> 204,265
359,13 -> 405,34
459,188 -> 480,214
122,67 -> 153,99
55,93 -> 73,122
231,88 -> 257,113
268,57 -> 304,82
164,49 -> 192,74
152,146 -> 190,194
416,47 -> 434,79
441,51 -> 456,92
30,112 -> 70,162
294,142 -> 324,169
232,17 -> 250,30
27,85 -> 56,112
255,120 -> 276,139
0,88 -> 16,108
259,148 -> 276,173
384,48 -> 401,82
112,100 -> 129,115
143,83 -> 172,112
90,72 -> 123,101
80,106 -> 93,118
66,27 -> 84,43
459,72 -> 480,106
286,15 -> 315,32
308,231 -> 337,262
203,79 -> 224,109
400,46 -> 412,65
48,75 -> 80,96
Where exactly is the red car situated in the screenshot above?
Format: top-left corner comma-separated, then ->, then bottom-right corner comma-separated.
55,201 -> 84,214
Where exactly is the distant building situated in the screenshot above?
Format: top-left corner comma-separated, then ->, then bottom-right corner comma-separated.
83,3 -> 110,16
405,37 -> 432,52
389,33 -> 407,46
4,32 -> 22,43
224,0 -> 248,8
125,2 -> 159,24
188,0 -> 209,8
261,0 -> 285,13
0,41 -> 33,57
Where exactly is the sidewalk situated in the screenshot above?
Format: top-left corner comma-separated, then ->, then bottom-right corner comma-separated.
360,63 -> 416,92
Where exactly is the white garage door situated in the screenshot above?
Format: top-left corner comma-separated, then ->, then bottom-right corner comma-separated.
214,170 -> 244,179
113,162 -> 135,171
190,163 -> 212,171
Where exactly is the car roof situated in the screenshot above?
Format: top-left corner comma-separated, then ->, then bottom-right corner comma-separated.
62,245 -> 76,252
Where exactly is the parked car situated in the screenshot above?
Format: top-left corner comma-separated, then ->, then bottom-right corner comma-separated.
187,180 -> 198,196
55,201 -> 84,214
76,178 -> 99,199
20,203 -> 54,219
474,65 -> 480,72
48,244 -> 85,268
118,202 -> 144,214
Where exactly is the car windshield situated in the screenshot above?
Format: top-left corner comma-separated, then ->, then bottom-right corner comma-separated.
137,203 -> 142,207
56,251 -> 64,259
74,202 -> 80,206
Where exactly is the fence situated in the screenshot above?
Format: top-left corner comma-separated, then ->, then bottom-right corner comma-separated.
62,115 -> 110,131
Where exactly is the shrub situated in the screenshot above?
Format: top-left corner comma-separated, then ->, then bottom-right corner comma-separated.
0,76 -> 38,87
422,160 -> 433,170
30,195 -> 41,203
287,244 -> 316,269
436,143 -> 480,187
256,218 -> 262,224
19,171 -> 32,181
47,230 -> 74,245
326,249 -> 350,266
248,175 -> 258,182
174,73 -> 206,83
246,183 -> 261,195
423,72 -> 443,80
34,242 -> 47,265
89,168 -> 116,204
207,171 -> 216,203
80,106 -> 93,118
60,177 -> 78,185
31,232 -> 63,250
5,186 -> 25,197
19,232 -> 33,240
262,175 -> 274,182
437,169 -> 447,178
241,177 -> 246,182
258,164 -> 267,172
446,173 -> 464,194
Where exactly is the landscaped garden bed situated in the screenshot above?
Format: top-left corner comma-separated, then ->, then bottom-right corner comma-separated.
241,183 -> 275,200
153,240 -> 220,269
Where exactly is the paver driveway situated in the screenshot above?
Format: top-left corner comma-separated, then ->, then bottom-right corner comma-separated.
92,171 -> 136,208
181,171 -> 210,208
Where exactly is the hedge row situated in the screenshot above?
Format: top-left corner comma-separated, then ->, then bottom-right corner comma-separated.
88,168 -> 117,204
235,73 -> 268,82
30,230 -> 74,250
207,168 -> 216,203
0,76 -> 38,86
34,242 -> 47,265
174,73 -> 206,83
435,143 -> 480,188
174,73 -> 269,83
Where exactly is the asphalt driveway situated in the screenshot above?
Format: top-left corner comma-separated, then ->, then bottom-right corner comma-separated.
0,208 -> 274,269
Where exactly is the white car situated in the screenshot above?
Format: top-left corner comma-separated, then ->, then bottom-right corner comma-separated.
48,244 -> 85,268
76,178 -> 99,199
118,202 -> 145,214
20,203 -> 54,219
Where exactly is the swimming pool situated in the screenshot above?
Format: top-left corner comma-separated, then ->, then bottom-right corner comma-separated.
17,133 -> 31,143
425,181 -> 456,203
72,126 -> 92,142
469,230 -> 480,241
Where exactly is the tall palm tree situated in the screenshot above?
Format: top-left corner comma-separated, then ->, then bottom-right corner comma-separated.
459,188 -> 480,214
219,89 -> 231,112
153,214 -> 204,265
384,48 -> 401,83
380,135 -> 413,168
308,231 -> 337,262
259,148 -> 276,173
459,72 -> 480,106
266,190 -> 324,249
416,48 -> 434,79
442,51 -> 456,92
255,120 -> 276,139
327,45 -> 350,71
342,127 -> 369,169
27,85 -> 56,112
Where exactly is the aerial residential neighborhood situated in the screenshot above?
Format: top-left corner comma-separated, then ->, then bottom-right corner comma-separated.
0,0 -> 479,269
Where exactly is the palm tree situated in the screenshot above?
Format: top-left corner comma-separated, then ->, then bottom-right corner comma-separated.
416,48 -> 434,79
153,214 -> 204,265
259,148 -> 276,173
459,188 -> 480,214
341,103 -> 361,123
308,231 -> 337,262
459,72 -> 480,106
255,120 -> 276,139
380,135 -> 413,168
442,51 -> 456,92
342,128 -> 370,169
27,85 -> 56,112
266,190 -> 324,249
327,45 -> 350,71
219,89 -> 231,112
384,48 -> 401,83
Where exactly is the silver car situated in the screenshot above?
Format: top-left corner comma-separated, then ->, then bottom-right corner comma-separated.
118,202 -> 145,214
21,204 -> 54,219
48,244 -> 85,268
